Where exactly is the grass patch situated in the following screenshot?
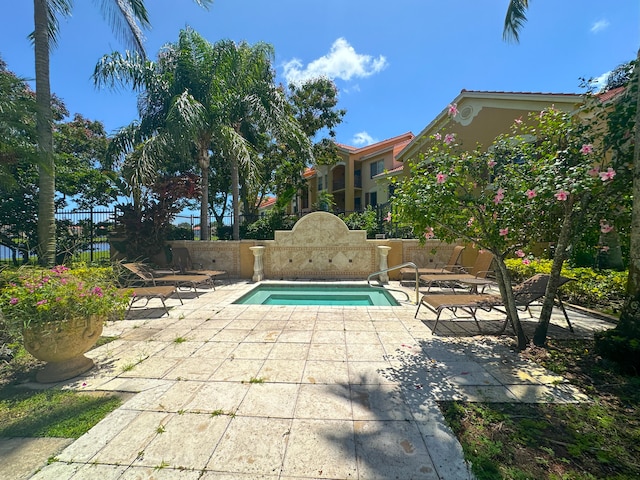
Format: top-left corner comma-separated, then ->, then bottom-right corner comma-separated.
0,387 -> 122,438
440,339 -> 640,479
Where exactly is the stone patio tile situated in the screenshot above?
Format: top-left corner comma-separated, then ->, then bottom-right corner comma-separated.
59,463 -> 127,480
209,359 -> 265,382
231,342 -> 274,359
295,384 -> 352,419
148,327 -> 195,342
258,319 -> 290,330
307,342 -> 347,361
236,383 -> 300,418
210,328 -> 252,342
351,384 -> 414,421
155,341 -> 205,358
276,330 -> 314,343
281,419 -> 357,479
314,319 -> 345,331
376,331 -> 420,350
354,420 -> 438,480
178,328 -> 220,342
372,320 -> 410,332
507,383 -> 590,403
120,466 -> 203,479
482,361 -> 547,385
92,411 -> 171,465
243,329 -> 281,342
311,330 -> 346,344
94,377 -> 170,394
197,319 -> 233,329
29,462 -> 81,479
268,342 -> 309,360
420,422 -> 475,480
206,417 -> 291,475
191,342 -> 237,358
348,361 -> 396,385
137,413 -> 230,470
118,382 -> 175,411
139,381 -> 206,412
119,357 -> 181,379
164,357 -> 226,381
202,473 -> 278,480
346,342 -> 387,362
259,359 -> 306,383
185,381 -> 250,413
451,384 -> 520,402
302,360 -> 350,385
226,319 -> 261,329
283,319 -> 316,330
345,330 -> 381,344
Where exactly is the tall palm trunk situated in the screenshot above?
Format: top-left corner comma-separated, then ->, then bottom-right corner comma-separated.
198,146 -> 210,241
231,156 -> 240,241
34,0 -> 56,266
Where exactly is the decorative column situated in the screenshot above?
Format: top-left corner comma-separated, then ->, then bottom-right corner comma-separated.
249,246 -> 265,282
377,245 -> 392,284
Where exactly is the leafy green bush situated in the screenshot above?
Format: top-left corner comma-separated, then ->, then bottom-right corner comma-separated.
505,258 -> 627,308
339,208 -> 378,238
243,210 -> 297,240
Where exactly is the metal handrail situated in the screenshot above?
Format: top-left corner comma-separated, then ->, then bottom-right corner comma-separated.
367,262 -> 419,304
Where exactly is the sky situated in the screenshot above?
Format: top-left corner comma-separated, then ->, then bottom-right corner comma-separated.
1,1 -> 639,149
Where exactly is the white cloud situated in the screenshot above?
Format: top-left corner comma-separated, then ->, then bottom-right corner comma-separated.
283,37 -> 387,85
591,70 -> 611,91
352,131 -> 377,146
591,19 -> 610,33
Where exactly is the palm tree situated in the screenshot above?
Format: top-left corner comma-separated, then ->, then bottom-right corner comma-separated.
504,2 -> 640,349
32,0 -> 212,266
94,30 -> 311,241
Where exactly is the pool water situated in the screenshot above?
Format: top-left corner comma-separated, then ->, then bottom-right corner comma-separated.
233,283 -> 400,306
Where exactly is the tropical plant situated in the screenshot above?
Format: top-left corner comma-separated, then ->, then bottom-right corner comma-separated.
503,0 -> 640,366
30,0 -> 212,266
0,265 -> 130,335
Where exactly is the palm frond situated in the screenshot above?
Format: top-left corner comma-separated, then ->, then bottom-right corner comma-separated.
503,0 -> 530,43
95,0 -> 149,57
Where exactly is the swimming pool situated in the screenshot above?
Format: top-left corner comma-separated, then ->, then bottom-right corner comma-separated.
233,283 -> 401,306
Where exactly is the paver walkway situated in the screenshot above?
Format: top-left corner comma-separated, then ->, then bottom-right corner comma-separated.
21,280 -> 613,479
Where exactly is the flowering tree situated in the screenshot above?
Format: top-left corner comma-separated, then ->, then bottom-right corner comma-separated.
394,105 -> 619,349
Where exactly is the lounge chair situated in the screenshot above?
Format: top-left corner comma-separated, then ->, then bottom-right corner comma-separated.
400,245 -> 466,283
415,274 -> 574,334
119,285 -> 181,317
170,247 -> 229,287
122,262 -> 213,297
418,250 -> 495,292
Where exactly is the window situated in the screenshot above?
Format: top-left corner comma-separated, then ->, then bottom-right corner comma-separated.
365,191 -> 378,207
370,159 -> 384,178
318,176 -> 323,191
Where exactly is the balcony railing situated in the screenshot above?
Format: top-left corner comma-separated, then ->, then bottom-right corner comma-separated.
332,175 -> 362,191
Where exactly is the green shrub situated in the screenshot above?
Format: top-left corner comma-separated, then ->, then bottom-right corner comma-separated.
339,208 -> 378,238
243,210 -> 297,240
505,258 -> 627,308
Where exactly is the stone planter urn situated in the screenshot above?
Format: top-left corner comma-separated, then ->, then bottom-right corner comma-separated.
23,315 -> 104,383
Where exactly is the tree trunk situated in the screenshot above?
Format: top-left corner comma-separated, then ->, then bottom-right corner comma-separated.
494,255 -> 528,350
198,148 -> 210,241
34,0 -> 56,267
533,195 -> 576,346
231,157 -> 240,241
617,47 -> 640,338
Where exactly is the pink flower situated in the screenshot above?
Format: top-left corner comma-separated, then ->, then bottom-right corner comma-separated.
448,103 -> 459,117
493,188 -> 505,205
601,246 -> 610,252
600,223 -> 614,234
467,217 -> 474,227
488,160 -> 497,168
444,133 -> 455,145
384,212 -> 392,222
514,117 -> 523,125
580,144 -> 594,155
499,227 -> 509,237
515,249 -> 525,258
9,297 -> 18,305
434,133 -> 441,140
599,167 -> 616,181
436,173 -> 447,184
554,190 -> 569,201
525,189 -> 536,199
91,286 -> 104,297
424,227 -> 435,239
36,299 -> 47,306
588,167 -> 600,177
522,258 -> 531,265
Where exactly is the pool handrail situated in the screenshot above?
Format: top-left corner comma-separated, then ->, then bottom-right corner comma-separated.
367,262 -> 419,304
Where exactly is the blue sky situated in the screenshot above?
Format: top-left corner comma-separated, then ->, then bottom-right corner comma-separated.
1,1 -> 639,148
